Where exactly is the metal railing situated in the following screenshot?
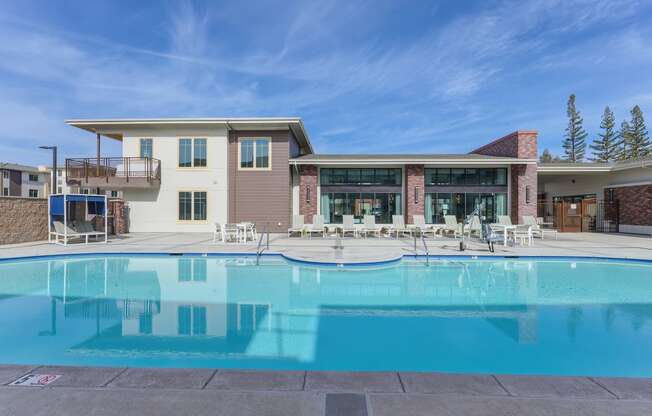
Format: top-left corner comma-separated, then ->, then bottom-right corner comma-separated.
256,223 -> 270,266
413,229 -> 430,266
65,157 -> 161,184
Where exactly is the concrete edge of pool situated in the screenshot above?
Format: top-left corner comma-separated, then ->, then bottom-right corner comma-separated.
2,251 -> 652,266
3,364 -> 652,415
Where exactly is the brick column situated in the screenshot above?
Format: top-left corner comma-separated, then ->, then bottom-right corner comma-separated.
108,199 -> 128,234
299,165 -> 318,224
510,164 -> 537,224
405,165 -> 424,224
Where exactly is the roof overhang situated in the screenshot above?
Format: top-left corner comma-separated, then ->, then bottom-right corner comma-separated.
65,117 -> 313,153
537,165 -> 613,174
289,157 -> 536,166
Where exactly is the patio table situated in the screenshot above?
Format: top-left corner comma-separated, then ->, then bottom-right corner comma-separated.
490,224 -> 516,246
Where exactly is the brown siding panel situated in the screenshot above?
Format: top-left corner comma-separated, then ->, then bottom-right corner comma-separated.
228,130 -> 292,232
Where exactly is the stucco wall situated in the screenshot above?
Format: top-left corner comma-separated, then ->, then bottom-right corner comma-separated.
120,127 -> 229,233
0,197 -> 48,244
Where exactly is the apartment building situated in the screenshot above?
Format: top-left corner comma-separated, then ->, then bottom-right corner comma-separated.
63,118 -> 651,235
0,163 -> 49,198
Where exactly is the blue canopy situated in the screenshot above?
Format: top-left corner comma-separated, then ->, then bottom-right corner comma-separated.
50,194 -> 106,216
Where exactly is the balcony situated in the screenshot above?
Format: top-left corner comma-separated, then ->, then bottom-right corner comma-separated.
66,157 -> 161,189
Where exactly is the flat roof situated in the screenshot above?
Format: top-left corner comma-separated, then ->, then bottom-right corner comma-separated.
538,157 -> 652,173
289,153 -> 535,166
65,117 -> 313,154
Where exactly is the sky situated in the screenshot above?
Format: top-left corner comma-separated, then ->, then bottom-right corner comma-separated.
1,0 -> 652,166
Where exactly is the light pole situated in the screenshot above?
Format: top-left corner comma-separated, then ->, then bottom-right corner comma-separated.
39,146 -> 57,194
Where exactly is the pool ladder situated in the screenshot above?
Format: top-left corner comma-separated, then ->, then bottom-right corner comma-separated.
256,224 -> 270,266
413,232 -> 430,266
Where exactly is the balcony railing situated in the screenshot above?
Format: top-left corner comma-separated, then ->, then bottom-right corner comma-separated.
66,157 -> 161,188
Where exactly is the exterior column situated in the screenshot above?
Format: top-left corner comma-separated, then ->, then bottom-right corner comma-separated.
299,165 -> 318,224
96,132 -> 101,177
405,165 -> 425,224
510,164 -> 537,224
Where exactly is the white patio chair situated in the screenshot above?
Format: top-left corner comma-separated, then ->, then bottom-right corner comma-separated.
341,215 -> 357,238
223,223 -> 240,243
442,215 -> 461,237
213,223 -> 224,243
287,215 -> 304,237
411,215 -> 436,238
309,215 -> 325,238
523,215 -> 557,240
464,215 -> 482,238
389,215 -> 411,238
361,215 -> 382,238
497,215 -> 513,226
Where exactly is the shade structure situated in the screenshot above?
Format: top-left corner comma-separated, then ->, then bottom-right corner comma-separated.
48,193 -> 108,245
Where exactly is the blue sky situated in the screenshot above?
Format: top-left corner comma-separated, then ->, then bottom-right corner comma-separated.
1,0 -> 652,165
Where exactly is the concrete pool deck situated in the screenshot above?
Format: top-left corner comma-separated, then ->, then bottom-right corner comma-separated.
1,231 -> 652,262
2,232 -> 652,415
3,365 -> 652,415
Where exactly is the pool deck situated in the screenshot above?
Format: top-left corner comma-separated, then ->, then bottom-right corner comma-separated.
2,232 -> 652,415
3,365 -> 652,415
1,231 -> 652,262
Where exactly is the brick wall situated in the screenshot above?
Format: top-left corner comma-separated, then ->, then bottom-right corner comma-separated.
472,130 -> 538,223
0,197 -> 48,244
471,130 -> 538,159
604,185 -> 652,226
405,165 -> 425,224
299,165 -> 318,223
510,164 -> 538,224
108,199 -> 128,234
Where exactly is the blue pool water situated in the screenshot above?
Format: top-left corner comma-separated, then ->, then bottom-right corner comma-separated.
1,254 -> 652,376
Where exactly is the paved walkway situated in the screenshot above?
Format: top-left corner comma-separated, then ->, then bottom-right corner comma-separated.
1,231 -> 652,262
3,365 -> 652,415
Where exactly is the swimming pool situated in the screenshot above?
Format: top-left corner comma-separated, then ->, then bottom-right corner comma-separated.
1,254 -> 652,377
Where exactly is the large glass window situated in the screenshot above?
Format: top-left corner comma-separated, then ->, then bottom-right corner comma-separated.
320,192 -> 402,224
193,191 -> 207,221
240,138 -> 270,169
178,139 -> 192,167
178,191 -> 192,220
140,138 -> 153,158
425,168 -> 508,186
179,138 -> 207,168
319,168 -> 402,186
194,139 -> 207,167
426,192 -> 508,223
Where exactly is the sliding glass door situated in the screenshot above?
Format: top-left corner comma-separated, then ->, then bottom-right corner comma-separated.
426,192 -> 507,223
320,192 -> 402,224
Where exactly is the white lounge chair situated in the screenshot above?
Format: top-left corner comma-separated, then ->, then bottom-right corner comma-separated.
497,215 -> 512,226
464,215 -> 482,238
213,223 -> 224,243
442,215 -> 461,237
308,215 -> 325,238
389,215 -> 411,238
223,223 -> 240,243
522,215 -> 557,240
410,215 -> 437,238
287,215 -> 304,237
341,215 -> 358,238
361,215 -> 382,238
52,220 -> 104,245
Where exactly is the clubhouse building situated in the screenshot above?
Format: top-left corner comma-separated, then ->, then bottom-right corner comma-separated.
64,118 -> 652,235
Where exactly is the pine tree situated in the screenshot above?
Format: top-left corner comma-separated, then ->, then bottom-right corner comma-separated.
540,149 -> 554,163
562,94 -> 587,162
618,120 -> 631,161
589,106 -> 620,162
623,105 -> 651,159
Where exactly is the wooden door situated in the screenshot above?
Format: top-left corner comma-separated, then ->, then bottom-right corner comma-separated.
562,202 -> 582,232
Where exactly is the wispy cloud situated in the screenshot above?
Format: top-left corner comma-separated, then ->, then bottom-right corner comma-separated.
0,0 -> 649,164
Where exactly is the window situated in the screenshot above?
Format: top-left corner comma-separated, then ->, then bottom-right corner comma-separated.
178,138 -> 206,168
57,187 -> 62,194
178,306 -> 207,336
57,170 -> 62,177
2,187 -> 8,196
239,138 -> 270,169
178,191 -> 207,221
28,174 -> 39,182
425,168 -> 508,186
81,189 -> 89,194
425,192 -> 508,223
319,168 -> 402,186
110,190 -> 118,198
140,138 -> 153,158
193,139 -> 207,167
320,192 -> 402,224
2,171 -> 8,179
29,189 -> 38,198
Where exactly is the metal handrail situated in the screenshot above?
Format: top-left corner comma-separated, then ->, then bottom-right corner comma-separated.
65,157 -> 161,183
421,234 -> 430,267
256,223 -> 270,265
